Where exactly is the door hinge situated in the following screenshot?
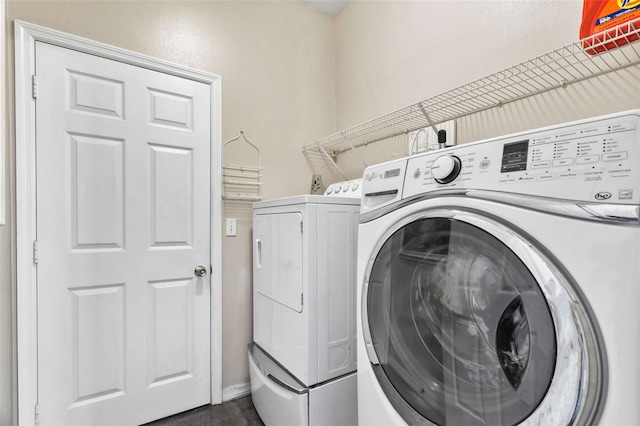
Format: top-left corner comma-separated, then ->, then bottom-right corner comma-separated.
32,75 -> 38,99
33,240 -> 39,264
34,403 -> 40,425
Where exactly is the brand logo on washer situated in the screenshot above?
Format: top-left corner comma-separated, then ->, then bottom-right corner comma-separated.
595,192 -> 612,200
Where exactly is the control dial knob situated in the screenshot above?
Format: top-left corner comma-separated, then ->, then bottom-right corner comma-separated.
431,155 -> 462,184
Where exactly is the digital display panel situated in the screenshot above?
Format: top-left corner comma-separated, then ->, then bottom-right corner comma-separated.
385,168 -> 401,178
501,140 -> 529,173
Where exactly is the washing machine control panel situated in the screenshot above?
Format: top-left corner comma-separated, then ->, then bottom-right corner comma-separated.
401,112 -> 640,204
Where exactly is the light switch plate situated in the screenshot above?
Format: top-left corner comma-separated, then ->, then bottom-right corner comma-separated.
225,218 -> 237,237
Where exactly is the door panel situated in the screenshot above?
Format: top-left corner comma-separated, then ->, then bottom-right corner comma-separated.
70,133 -> 125,250
148,279 -> 193,385
36,41 -> 212,425
149,144 -> 193,247
148,88 -> 193,130
67,70 -> 125,118
70,284 -> 126,406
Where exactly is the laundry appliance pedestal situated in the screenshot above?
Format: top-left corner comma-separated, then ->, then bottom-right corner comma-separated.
250,192 -> 360,425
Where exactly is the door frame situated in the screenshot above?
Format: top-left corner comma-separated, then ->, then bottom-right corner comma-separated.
0,0 -> 5,225
14,20 -> 223,425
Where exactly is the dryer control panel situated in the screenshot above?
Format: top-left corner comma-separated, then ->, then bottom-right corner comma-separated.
398,111 -> 640,205
324,178 -> 363,198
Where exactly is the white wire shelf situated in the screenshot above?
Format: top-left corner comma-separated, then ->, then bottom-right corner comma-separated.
302,19 -> 640,169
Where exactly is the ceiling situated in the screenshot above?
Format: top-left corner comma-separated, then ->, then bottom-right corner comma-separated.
300,0 -> 350,16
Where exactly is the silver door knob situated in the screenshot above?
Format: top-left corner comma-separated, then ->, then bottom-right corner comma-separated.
194,265 -> 208,277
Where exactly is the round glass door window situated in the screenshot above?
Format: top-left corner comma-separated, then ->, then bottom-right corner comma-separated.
366,217 -> 557,425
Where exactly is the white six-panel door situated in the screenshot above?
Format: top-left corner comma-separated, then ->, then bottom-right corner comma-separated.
35,41 -> 211,425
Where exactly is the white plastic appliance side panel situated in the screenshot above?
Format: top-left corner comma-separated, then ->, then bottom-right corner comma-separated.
306,205 -> 320,387
351,208 -> 360,373
309,373 -> 358,426
249,352 -> 309,426
316,204 -> 359,383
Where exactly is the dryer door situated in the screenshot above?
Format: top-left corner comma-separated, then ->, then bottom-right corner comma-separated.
362,210 -> 602,426
254,212 -> 304,312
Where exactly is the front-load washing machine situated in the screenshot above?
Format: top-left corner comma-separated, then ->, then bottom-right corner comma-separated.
357,111 -> 640,425
249,180 -> 361,425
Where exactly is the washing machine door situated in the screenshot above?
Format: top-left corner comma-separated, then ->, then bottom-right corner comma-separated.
362,209 -> 603,426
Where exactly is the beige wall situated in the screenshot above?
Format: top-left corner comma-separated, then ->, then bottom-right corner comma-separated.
335,0 -> 581,129
1,1 -> 334,422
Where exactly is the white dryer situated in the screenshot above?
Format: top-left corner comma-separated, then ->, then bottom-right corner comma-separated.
357,111 -> 640,425
249,183 -> 361,425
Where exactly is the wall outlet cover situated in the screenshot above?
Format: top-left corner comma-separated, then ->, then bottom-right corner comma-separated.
310,174 -> 323,194
408,119 -> 456,155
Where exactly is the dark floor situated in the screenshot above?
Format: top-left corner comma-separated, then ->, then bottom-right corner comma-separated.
145,395 -> 264,426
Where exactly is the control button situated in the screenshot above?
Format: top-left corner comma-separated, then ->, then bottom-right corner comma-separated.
608,168 -> 631,177
431,155 -> 462,184
498,177 -> 517,184
334,186 -> 342,194
559,172 -> 579,179
576,155 -> 600,164
341,184 -> 350,192
531,161 -> 550,169
603,152 -> 628,162
552,158 -> 574,167
479,160 -> 491,169
518,176 -> 535,183
351,182 -> 359,191
582,170 -> 604,177
582,170 -> 604,181
325,185 -> 334,195
413,170 -> 421,179
537,173 -> 556,181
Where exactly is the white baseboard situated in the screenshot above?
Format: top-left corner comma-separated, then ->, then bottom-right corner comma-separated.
222,382 -> 251,402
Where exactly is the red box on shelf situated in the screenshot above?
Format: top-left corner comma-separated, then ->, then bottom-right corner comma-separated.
580,0 -> 640,54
